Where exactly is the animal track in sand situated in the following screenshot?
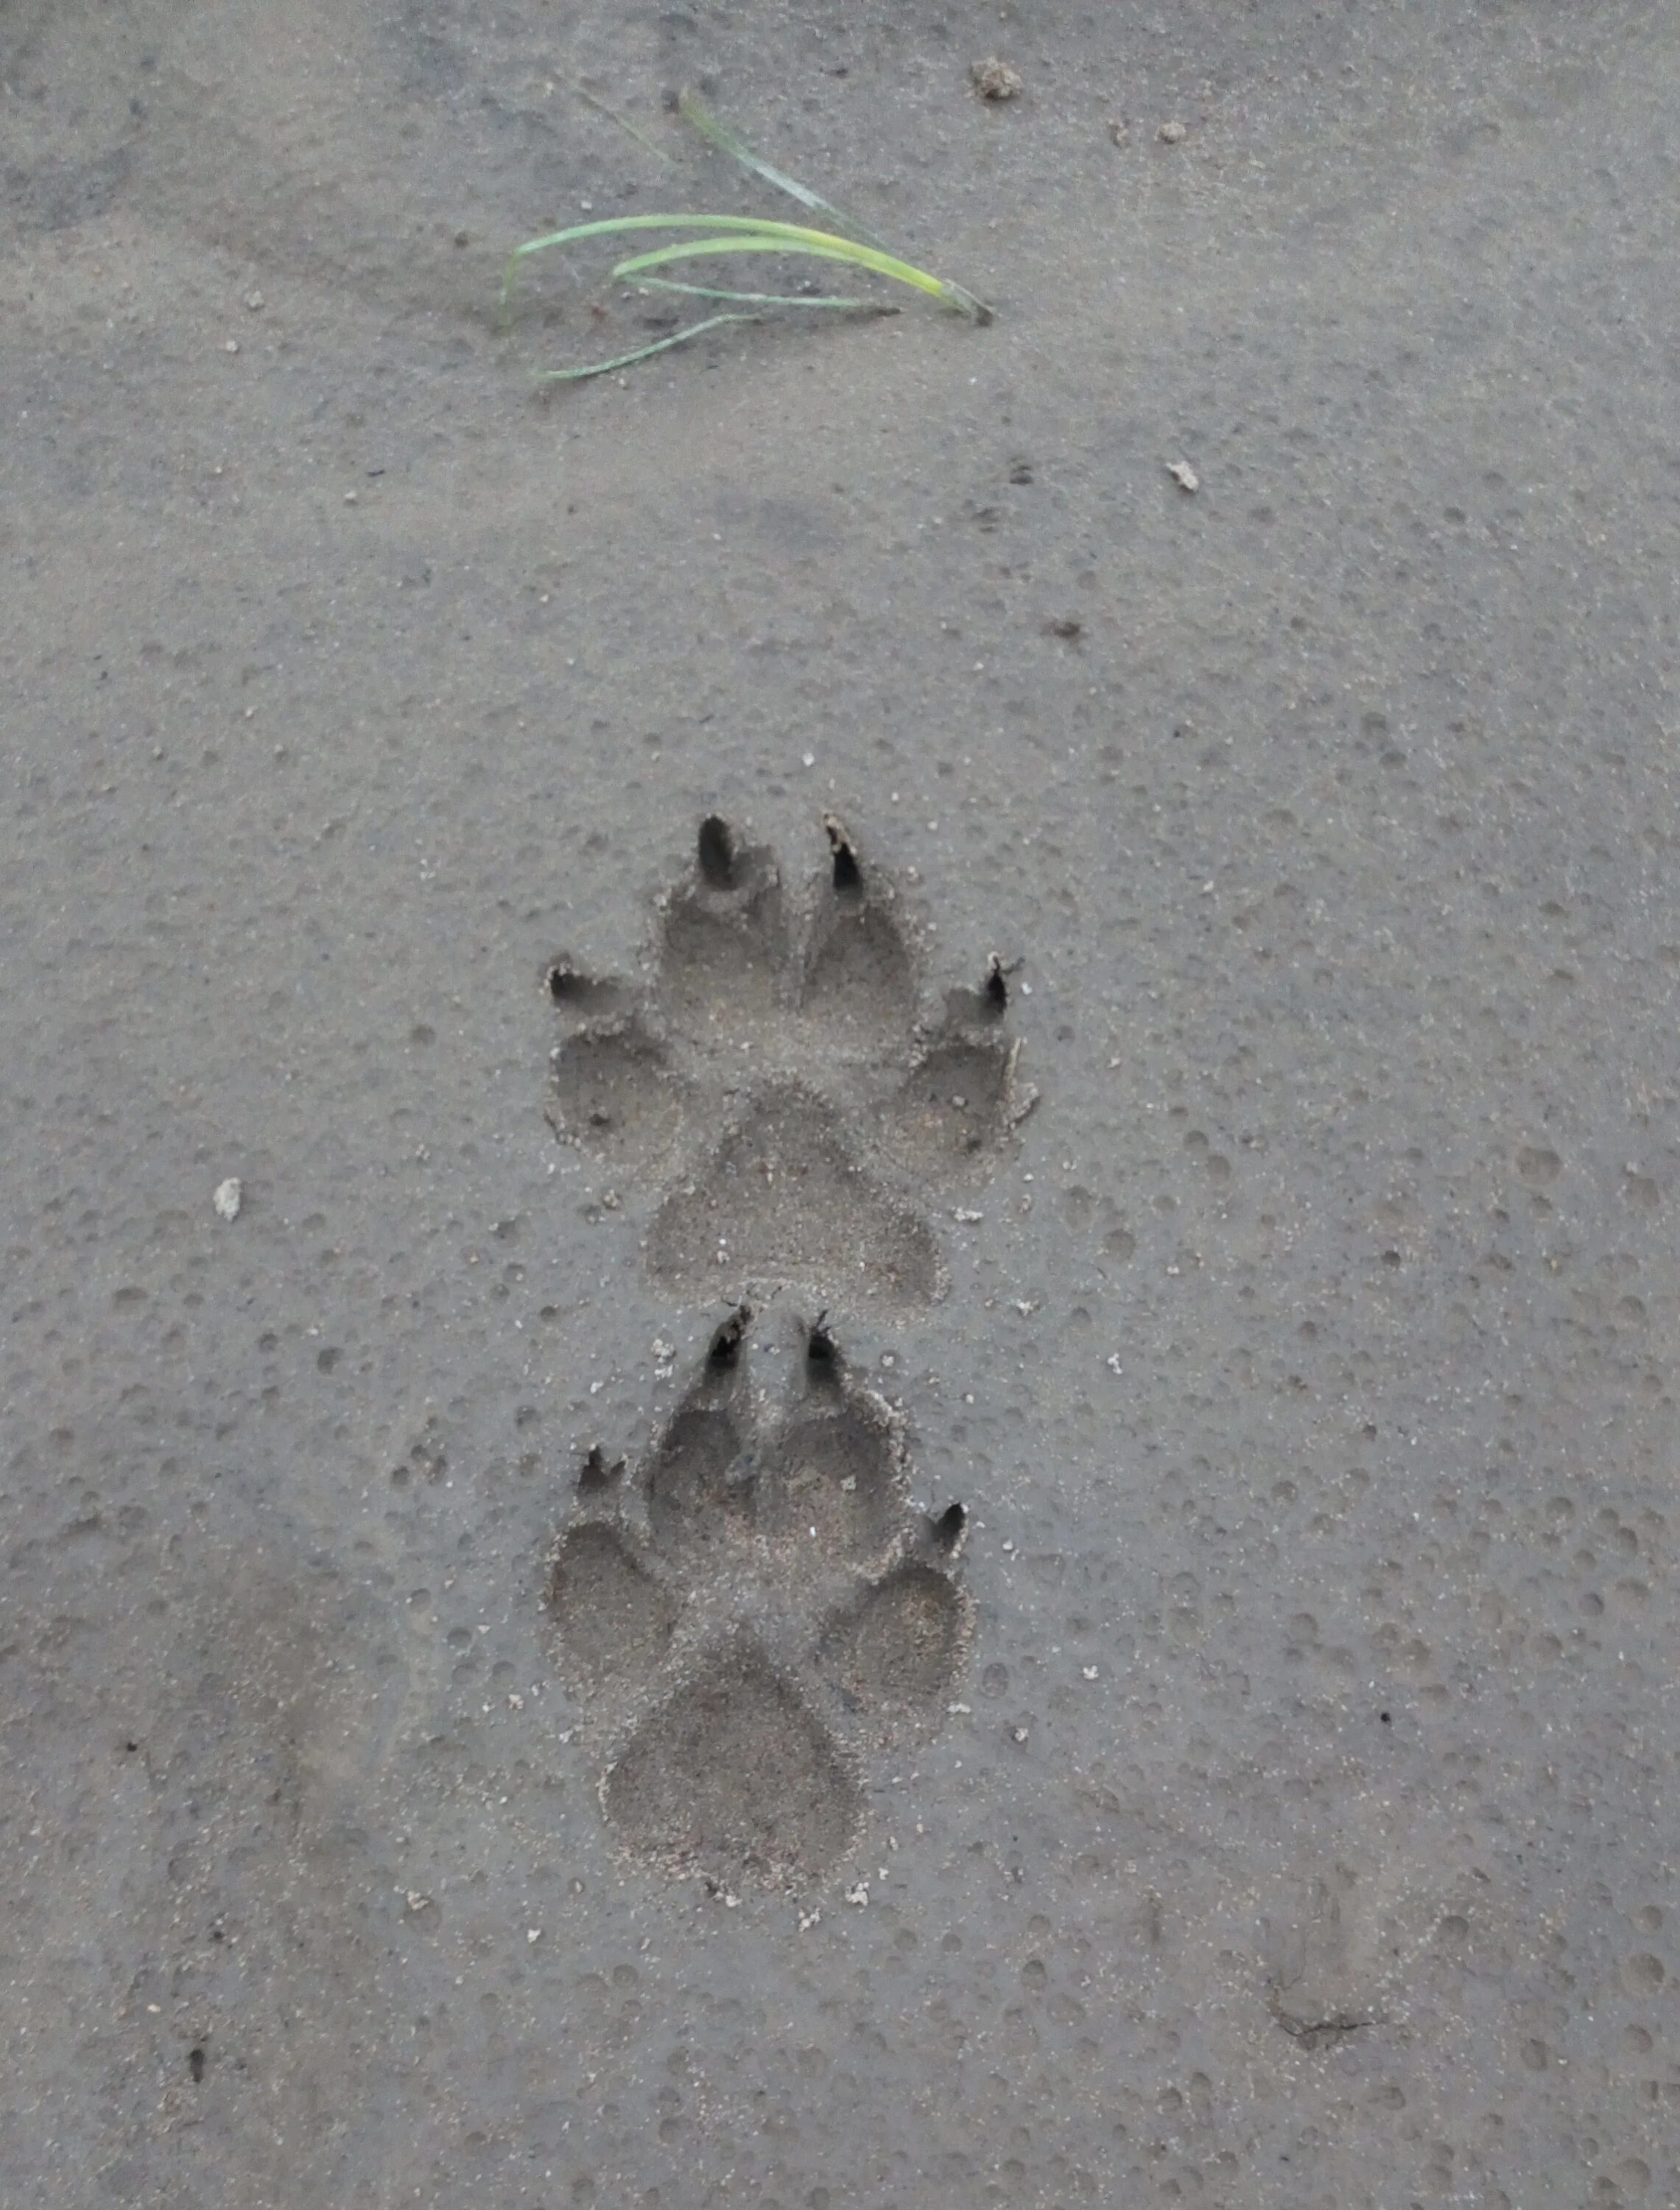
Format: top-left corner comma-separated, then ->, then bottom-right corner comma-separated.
546,1312 -> 970,1886
545,814 -> 1036,1311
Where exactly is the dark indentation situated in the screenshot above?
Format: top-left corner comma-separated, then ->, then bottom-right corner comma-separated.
646,1403 -> 751,1554
819,1562 -> 966,1719
548,1523 -> 678,1683
929,1501 -> 967,1551
708,1304 -> 751,1370
188,2046 -> 205,2084
545,958 -> 621,1013
804,1311 -> 841,1384
823,811 -> 862,896
697,814 -> 736,888
124,1741 -> 139,1754
647,1090 -> 940,1308
602,1635 -> 861,1881
1008,457 -> 1034,485
577,1444 -> 624,1495
759,1403 -> 904,1562
1379,1711 -> 1391,1724
983,955 -> 1009,1014
1044,617 -> 1083,640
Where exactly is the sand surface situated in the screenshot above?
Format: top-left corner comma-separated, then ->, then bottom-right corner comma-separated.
4,1 -> 1679,2203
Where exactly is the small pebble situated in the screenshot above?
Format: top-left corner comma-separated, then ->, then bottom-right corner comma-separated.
971,56 -> 1023,100
1158,119 -> 1187,144
213,1177 -> 242,1221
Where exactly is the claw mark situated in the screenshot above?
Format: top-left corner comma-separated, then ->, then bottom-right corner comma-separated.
543,957 -> 623,1014
823,812 -> 862,896
577,1443 -> 625,1495
804,1310 -> 841,1384
928,1501 -> 967,1553
697,814 -> 737,890
707,1302 -> 753,1371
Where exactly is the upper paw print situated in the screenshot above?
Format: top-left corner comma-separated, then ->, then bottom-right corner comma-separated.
546,815 -> 1036,1309
546,1308 -> 971,1887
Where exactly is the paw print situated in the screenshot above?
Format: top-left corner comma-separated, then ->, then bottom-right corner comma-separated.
546,1309 -> 970,1887
546,814 -> 1035,1310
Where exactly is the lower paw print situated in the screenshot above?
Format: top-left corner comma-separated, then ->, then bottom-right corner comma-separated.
546,1309 -> 969,1887
545,813 -> 1036,1311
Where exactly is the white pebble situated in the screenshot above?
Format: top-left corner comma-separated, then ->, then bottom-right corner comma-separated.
213,1177 -> 242,1221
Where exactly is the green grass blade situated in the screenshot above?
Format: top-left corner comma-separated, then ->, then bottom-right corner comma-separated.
611,231 -> 949,302
677,88 -> 893,253
503,213 -> 987,320
504,214 -> 798,313
533,311 -> 766,382
633,276 -> 897,310
678,92 -> 991,321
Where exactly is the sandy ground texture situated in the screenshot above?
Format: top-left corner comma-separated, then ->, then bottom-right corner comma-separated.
4,0 -> 1679,2203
